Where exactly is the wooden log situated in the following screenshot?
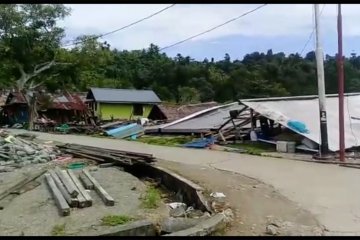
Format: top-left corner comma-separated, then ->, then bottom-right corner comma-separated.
67,170 -> 93,207
45,173 -> 70,216
82,169 -> 114,206
98,163 -> 115,168
79,172 -> 94,190
60,170 -> 85,208
48,170 -> 78,208
54,167 -> 78,198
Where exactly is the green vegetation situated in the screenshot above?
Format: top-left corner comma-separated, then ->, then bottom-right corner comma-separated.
101,215 -> 133,226
51,223 -> 66,236
141,186 -> 161,209
135,135 -> 194,147
228,142 -> 275,156
3,4 -> 360,130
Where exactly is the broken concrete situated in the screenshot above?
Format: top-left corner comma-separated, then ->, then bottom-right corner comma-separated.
164,214 -> 225,236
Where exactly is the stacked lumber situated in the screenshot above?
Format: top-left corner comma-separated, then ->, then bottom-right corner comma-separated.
45,167 -> 115,216
58,144 -> 156,166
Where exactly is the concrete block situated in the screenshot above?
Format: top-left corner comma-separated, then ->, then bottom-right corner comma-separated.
164,214 -> 225,236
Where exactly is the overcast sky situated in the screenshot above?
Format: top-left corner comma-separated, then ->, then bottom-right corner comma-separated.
59,4 -> 360,60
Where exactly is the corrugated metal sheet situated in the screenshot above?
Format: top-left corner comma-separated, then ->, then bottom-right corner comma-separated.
147,102 -> 250,133
240,93 -> 360,152
89,88 -> 161,104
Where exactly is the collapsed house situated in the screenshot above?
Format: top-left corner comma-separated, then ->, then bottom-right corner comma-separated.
2,91 -> 87,126
86,88 -> 162,121
148,102 -> 220,122
146,102 -> 251,136
239,93 -> 360,152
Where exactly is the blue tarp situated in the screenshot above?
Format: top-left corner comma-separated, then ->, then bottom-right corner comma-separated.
287,120 -> 309,134
183,137 -> 215,148
106,123 -> 144,139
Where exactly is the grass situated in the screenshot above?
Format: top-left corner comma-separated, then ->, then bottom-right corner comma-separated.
134,135 -> 195,147
141,186 -> 162,209
101,215 -> 133,226
51,223 -> 66,236
227,142 -> 275,156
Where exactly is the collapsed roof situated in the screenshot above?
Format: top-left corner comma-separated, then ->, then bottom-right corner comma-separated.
146,102 -> 250,134
240,93 -> 360,152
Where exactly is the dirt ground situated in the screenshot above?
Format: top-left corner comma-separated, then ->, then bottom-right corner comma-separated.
157,159 -> 324,236
0,165 -> 169,236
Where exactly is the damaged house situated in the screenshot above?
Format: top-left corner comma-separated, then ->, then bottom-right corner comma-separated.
2,91 -> 87,126
239,93 -> 360,153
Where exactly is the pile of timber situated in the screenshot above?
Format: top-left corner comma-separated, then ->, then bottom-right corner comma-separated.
58,144 -> 156,166
45,166 -> 114,216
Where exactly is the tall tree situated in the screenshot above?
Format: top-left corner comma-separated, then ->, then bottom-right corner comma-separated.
0,4 -> 70,129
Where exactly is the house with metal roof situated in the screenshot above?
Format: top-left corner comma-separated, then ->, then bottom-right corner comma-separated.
86,88 -> 162,121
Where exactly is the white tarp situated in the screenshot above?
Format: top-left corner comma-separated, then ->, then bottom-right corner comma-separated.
241,93 -> 360,152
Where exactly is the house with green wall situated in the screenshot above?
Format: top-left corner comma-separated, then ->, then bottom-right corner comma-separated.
86,88 -> 161,121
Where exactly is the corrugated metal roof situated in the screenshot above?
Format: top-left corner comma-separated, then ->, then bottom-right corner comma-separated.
157,102 -> 219,121
89,88 -> 161,104
147,102 -> 250,133
240,93 -> 360,152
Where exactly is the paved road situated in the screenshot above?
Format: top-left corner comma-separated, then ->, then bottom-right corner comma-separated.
10,129 -> 360,234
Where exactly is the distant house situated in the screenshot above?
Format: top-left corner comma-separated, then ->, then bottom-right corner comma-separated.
86,88 -> 161,121
2,91 -> 87,125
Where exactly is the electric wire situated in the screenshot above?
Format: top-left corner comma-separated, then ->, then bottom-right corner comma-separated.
159,4 -> 267,51
299,4 -> 326,56
63,4 -> 176,47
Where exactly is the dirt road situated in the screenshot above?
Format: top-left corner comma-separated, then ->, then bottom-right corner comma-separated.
8,129 -> 360,235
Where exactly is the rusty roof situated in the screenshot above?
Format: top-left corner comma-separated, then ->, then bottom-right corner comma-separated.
157,101 -> 220,122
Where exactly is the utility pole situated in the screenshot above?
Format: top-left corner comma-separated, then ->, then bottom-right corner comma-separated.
314,4 -> 330,157
337,4 -> 345,162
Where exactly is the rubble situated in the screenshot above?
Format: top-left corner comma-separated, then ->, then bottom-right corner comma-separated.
0,131 -> 60,166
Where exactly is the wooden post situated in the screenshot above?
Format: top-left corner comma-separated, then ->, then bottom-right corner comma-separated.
55,166 -> 79,198
49,170 -> 78,208
45,173 -> 70,216
79,172 -> 94,190
67,170 -> 93,207
82,169 -> 114,206
61,170 -> 86,208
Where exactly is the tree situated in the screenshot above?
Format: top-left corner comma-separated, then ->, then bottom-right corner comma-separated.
0,4 -> 70,129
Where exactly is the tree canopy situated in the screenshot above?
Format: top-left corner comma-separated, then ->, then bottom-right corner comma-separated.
1,4 -> 359,106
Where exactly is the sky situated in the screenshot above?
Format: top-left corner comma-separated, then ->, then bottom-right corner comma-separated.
59,4 -> 360,61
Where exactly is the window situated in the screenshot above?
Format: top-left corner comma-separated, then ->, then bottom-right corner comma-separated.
133,104 -> 143,116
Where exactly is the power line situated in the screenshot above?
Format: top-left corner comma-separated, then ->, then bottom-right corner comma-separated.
159,4 -> 267,51
299,4 -> 326,56
63,4 -> 176,48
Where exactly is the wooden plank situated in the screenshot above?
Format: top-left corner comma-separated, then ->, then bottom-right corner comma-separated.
79,172 -> 94,190
45,173 -> 70,216
0,169 -> 46,201
54,167 -> 78,198
64,144 -> 154,158
63,149 -> 106,162
48,170 -> 78,208
99,163 -> 115,168
218,130 -> 226,143
82,169 -> 114,206
61,170 -> 86,208
67,170 -> 93,207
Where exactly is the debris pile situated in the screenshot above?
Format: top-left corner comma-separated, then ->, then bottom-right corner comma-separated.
58,144 -> 156,166
0,132 -> 60,166
45,166 -> 114,216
